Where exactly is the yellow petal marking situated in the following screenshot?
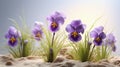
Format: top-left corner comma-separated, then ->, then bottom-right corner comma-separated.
10,37 -> 16,43
51,22 -> 57,28
72,31 -> 78,37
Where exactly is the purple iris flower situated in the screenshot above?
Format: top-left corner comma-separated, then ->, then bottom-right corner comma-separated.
32,22 -> 43,41
66,20 -> 86,42
90,26 -> 106,46
105,33 -> 116,51
47,11 -> 66,32
5,26 -> 21,47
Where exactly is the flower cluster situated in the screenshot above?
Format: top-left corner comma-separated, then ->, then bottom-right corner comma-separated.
66,21 -> 116,62
5,11 -> 117,62
5,20 -> 33,58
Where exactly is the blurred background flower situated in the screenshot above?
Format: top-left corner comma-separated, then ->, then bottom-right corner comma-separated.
105,33 -> 116,51
5,26 -> 21,47
90,26 -> 106,46
32,22 -> 43,41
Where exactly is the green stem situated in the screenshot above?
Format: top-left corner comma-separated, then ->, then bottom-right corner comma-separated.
89,45 -> 95,60
51,33 -> 55,47
48,48 -> 54,62
21,39 -> 27,57
19,38 -> 23,57
102,45 -> 107,59
22,42 -> 26,57
48,33 -> 55,62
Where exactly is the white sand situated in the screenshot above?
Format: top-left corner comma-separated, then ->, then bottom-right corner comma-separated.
0,55 -> 120,67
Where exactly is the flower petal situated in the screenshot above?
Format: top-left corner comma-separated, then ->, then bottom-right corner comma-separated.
71,20 -> 81,28
55,17 -> 65,24
49,22 -> 60,32
99,32 -> 106,39
107,33 -> 116,43
69,33 -> 81,42
5,33 -> 10,39
8,39 -> 18,47
5,26 -> 20,39
66,24 -> 75,33
47,16 -> 54,23
8,26 -> 17,35
93,38 -> 102,46
76,24 -> 85,33
90,31 -> 98,38
32,27 -> 40,34
95,26 -> 104,34
34,21 -> 43,28
47,11 -> 66,24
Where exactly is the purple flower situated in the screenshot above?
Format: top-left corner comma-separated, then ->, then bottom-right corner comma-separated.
5,26 -> 21,47
90,26 -> 106,46
47,11 -> 66,32
66,20 -> 86,42
105,33 -> 116,45
105,33 -> 116,51
32,22 -> 43,41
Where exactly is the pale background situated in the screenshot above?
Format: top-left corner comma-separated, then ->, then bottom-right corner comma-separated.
0,0 -> 120,55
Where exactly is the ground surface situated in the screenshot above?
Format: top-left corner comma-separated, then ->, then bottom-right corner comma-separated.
0,55 -> 120,67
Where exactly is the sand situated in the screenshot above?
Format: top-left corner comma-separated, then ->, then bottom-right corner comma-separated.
0,54 -> 120,67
